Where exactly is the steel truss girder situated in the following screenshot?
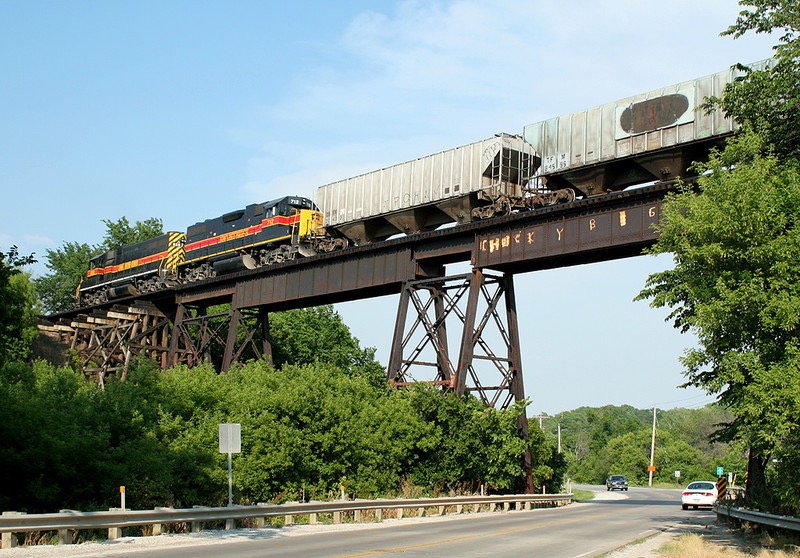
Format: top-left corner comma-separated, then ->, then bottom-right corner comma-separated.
167,303 -> 271,372
388,270 -> 525,409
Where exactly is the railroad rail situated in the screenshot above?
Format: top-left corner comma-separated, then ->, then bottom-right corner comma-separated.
0,493 -> 572,549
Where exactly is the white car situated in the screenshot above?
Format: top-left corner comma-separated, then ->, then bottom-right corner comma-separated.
681,480 -> 718,510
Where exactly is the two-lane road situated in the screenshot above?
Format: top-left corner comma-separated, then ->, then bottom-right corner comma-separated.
16,486 -> 716,557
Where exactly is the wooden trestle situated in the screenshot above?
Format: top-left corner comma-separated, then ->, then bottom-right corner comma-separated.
38,301 -> 275,385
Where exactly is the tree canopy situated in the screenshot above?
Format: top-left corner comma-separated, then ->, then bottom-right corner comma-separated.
638,131 -> 800,509
35,217 -> 163,313
0,246 -> 38,364
705,0 -> 800,160
0,359 -> 557,513
543,405 -> 738,487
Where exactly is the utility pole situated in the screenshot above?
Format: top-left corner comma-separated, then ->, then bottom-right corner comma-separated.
557,423 -> 562,453
648,407 -> 657,487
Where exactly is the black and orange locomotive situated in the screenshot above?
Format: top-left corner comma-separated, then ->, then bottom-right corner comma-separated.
79,196 -> 346,307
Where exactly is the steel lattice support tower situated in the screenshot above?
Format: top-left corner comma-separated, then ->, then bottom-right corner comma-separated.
167,303 -> 272,372
387,269 -> 533,493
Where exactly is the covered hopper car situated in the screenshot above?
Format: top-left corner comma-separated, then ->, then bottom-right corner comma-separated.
523,58 -> 774,197
78,60 -> 762,307
312,133 -> 575,245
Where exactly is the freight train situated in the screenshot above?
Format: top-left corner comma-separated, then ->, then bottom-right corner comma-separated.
79,60 -> 770,307
78,135 -> 569,307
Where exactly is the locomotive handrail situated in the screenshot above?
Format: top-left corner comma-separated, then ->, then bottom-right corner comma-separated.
0,493 -> 572,548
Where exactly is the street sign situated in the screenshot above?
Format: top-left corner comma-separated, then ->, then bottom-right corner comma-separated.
219,423 -> 241,507
674,470 -> 680,478
219,423 -> 241,454
716,466 -> 724,476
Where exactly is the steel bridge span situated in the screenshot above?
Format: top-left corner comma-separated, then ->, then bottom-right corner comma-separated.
38,181 -> 670,492
40,183 -> 672,396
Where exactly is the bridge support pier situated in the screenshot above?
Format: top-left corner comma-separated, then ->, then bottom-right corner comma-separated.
388,269 -> 533,492
168,303 -> 271,372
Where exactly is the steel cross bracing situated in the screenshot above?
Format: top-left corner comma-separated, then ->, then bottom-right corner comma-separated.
387,270 -> 524,410
167,303 -> 272,371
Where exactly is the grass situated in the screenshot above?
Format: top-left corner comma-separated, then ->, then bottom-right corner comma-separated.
658,533 -> 800,557
572,489 -> 594,502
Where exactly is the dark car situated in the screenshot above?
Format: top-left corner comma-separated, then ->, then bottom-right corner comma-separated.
606,475 -> 628,491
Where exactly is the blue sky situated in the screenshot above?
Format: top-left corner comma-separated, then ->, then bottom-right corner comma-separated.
1,1 -> 776,415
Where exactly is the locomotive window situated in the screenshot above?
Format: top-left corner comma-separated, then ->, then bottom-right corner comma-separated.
277,204 -> 293,216
222,210 -> 245,223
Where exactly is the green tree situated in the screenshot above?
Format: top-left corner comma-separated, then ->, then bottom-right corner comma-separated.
268,305 -> 385,385
636,131 -> 800,511
0,246 -> 37,364
35,217 -> 163,313
99,216 -> 163,251
601,429 -> 705,486
0,360 -> 111,512
706,0 -> 800,160
405,388 -> 530,494
35,241 -> 94,313
526,422 -> 568,493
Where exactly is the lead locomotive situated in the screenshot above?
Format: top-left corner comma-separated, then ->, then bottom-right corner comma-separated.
78,196 -> 346,307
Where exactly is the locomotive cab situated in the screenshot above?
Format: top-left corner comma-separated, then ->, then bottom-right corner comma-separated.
181,195 -> 327,278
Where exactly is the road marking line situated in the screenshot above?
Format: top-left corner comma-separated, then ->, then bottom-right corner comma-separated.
335,512 -> 609,557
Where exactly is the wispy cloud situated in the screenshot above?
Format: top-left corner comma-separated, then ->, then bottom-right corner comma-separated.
239,0 -> 774,203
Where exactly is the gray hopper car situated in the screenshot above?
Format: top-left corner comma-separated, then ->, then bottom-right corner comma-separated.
523,58 -> 774,197
313,134 -> 539,244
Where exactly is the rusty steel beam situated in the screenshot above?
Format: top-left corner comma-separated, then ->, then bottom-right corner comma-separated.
388,272 -> 524,409
473,194 -> 661,272
233,246 -> 416,311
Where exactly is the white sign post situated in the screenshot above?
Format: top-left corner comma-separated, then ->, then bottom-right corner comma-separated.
219,423 -> 241,507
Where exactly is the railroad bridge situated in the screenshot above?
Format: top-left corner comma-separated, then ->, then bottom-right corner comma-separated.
39,183 -> 669,495
34,58 -> 763,493
41,183 -> 667,396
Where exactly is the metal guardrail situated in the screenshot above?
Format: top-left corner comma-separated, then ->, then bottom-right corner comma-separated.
1,493 -> 572,548
715,504 -> 800,533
